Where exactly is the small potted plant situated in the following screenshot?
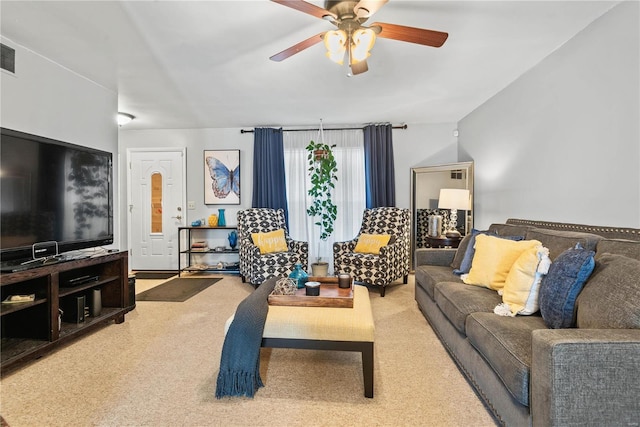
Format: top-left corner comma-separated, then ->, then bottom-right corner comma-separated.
306,140 -> 338,276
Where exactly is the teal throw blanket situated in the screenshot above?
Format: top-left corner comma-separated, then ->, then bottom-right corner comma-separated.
215,278 -> 276,398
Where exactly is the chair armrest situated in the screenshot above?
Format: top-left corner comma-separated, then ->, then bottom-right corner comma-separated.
288,239 -> 309,254
240,236 -> 255,246
240,237 -> 261,255
378,238 -> 406,257
531,328 -> 640,427
415,248 -> 456,267
333,240 -> 357,252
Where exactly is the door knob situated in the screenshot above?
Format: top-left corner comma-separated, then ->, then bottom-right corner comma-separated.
171,215 -> 182,220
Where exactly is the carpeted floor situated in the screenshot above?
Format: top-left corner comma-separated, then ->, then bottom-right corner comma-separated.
0,275 -> 497,426
136,277 -> 221,302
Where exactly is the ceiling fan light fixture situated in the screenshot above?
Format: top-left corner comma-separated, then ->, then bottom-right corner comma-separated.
269,0 -> 447,76
355,7 -> 370,19
324,30 -> 347,64
351,28 -> 376,63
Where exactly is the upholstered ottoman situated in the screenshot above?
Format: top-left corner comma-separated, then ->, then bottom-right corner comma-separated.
226,284 -> 375,397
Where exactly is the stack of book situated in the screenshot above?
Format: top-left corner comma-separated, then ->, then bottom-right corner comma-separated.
190,241 -> 209,252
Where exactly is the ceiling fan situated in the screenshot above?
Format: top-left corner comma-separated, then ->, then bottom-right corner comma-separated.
270,0 -> 448,75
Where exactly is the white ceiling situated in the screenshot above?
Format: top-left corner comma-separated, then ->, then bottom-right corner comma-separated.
0,1 -> 619,130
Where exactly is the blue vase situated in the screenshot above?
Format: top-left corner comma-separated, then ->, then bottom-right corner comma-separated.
228,230 -> 237,249
288,263 -> 309,289
217,209 -> 226,226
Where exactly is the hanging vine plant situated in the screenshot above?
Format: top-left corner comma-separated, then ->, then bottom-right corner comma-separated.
306,140 -> 338,244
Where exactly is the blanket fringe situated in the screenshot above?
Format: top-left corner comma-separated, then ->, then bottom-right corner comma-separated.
215,370 -> 264,399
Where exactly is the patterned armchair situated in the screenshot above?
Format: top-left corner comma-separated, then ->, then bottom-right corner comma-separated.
333,207 -> 410,297
416,209 -> 451,248
237,208 -> 309,286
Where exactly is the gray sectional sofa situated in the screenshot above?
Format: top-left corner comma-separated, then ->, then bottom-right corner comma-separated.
414,219 -> 640,426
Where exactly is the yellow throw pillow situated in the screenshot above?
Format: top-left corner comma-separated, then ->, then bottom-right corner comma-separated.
494,245 -> 551,316
251,229 -> 288,254
354,233 -> 391,255
462,235 -> 541,290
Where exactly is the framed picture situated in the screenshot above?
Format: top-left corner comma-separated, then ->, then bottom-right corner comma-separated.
204,150 -> 240,205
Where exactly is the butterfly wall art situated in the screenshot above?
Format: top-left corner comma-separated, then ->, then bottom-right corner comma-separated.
204,150 -> 240,205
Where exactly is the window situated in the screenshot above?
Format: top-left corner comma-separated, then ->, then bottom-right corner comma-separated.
151,172 -> 162,233
284,130 -> 366,268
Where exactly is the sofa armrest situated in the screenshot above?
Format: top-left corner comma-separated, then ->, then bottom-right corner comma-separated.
531,328 -> 640,427
415,248 -> 456,267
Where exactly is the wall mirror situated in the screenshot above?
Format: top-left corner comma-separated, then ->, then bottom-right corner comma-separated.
410,162 -> 474,269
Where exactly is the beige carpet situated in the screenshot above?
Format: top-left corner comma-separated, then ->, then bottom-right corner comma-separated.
0,274 -> 497,426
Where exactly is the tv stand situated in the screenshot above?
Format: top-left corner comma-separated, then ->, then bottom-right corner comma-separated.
0,251 -> 129,374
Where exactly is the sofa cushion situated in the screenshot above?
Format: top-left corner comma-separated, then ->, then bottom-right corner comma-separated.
462,235 -> 541,290
524,228 -> 602,261
415,265 -> 461,301
452,229 -> 497,275
450,233 -> 473,270
434,282 -> 501,334
488,223 -> 533,239
466,312 -> 547,407
539,245 -> 596,328
576,253 -> 640,329
596,239 -> 640,260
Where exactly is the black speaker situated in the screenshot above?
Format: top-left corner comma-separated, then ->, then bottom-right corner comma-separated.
61,295 -> 85,323
89,288 -> 102,317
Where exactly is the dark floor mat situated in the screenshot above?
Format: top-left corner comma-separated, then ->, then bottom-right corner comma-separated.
136,277 -> 221,302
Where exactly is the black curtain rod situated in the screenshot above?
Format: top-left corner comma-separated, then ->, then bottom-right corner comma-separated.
240,124 -> 407,134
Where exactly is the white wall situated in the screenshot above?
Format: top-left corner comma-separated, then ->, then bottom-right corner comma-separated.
458,1 -> 640,229
118,123 -> 457,248
0,38 -> 121,247
118,128 -> 254,241
393,123 -> 459,209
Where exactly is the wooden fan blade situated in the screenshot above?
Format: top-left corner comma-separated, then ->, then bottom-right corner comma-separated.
270,32 -> 326,62
371,22 -> 448,47
350,60 -> 369,75
354,0 -> 388,18
271,0 -> 336,20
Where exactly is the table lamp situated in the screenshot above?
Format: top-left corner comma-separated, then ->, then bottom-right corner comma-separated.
438,188 -> 470,238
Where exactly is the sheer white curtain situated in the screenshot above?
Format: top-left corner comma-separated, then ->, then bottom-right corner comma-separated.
284,129 -> 366,272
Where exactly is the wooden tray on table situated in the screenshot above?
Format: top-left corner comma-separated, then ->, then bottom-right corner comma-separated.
268,276 -> 354,308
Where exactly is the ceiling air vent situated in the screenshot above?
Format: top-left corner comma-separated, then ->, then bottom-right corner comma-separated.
1,43 -> 16,73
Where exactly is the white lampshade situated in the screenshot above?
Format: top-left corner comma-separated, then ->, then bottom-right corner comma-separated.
351,28 -> 376,63
324,30 -> 347,64
438,189 -> 470,210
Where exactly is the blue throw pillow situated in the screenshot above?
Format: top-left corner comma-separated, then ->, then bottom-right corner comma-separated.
454,229 -> 493,275
539,244 -> 596,328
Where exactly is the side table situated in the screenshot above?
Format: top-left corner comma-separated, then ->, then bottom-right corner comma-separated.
427,236 -> 462,248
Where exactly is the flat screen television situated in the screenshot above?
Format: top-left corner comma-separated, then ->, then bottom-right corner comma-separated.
0,127 -> 114,265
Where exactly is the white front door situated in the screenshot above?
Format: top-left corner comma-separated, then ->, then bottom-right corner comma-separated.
128,149 -> 186,270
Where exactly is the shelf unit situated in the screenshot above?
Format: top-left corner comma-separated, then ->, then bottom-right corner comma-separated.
0,251 -> 129,374
178,226 -> 240,276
